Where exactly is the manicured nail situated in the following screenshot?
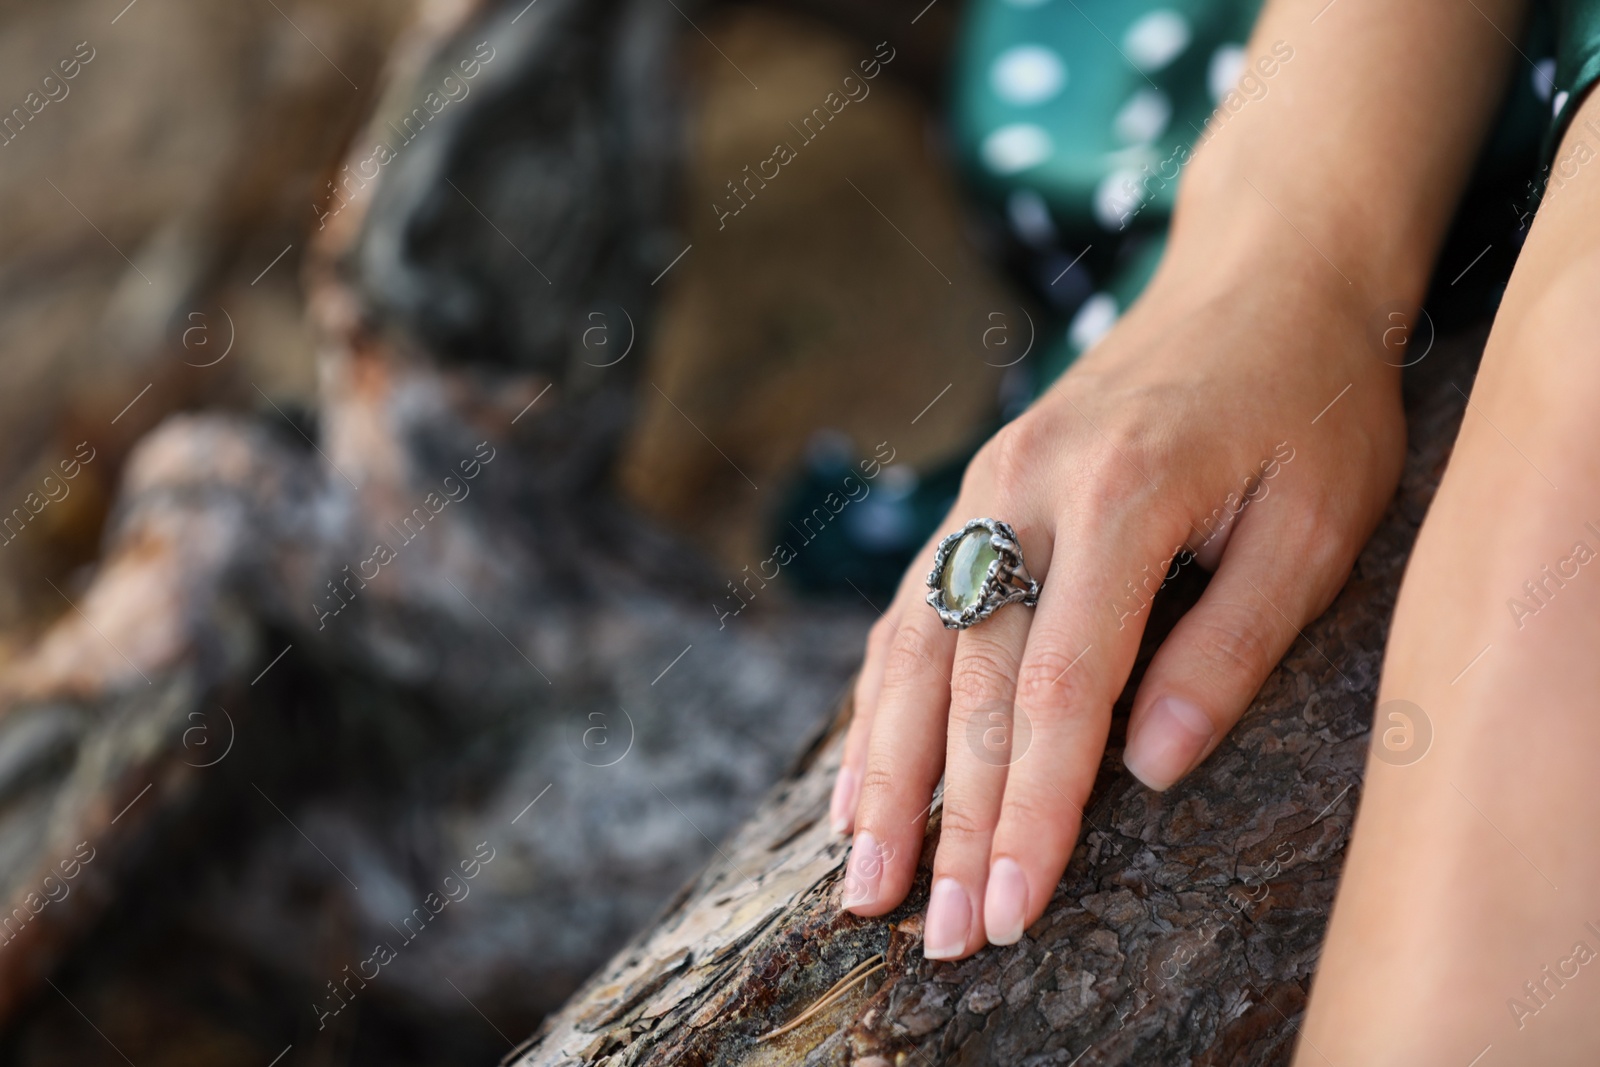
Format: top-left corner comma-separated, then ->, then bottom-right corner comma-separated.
924,878 -> 972,960
1124,695 -> 1215,791
841,830 -> 882,910
830,766 -> 859,835
984,857 -> 1028,945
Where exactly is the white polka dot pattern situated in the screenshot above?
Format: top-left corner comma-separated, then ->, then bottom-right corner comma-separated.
1208,44 -> 1247,102
1533,58 -> 1557,102
1006,188 -> 1058,246
982,123 -> 1055,174
991,44 -> 1068,106
1069,292 -> 1120,351
1123,9 -> 1191,73
1113,87 -> 1172,144
1092,167 -> 1145,229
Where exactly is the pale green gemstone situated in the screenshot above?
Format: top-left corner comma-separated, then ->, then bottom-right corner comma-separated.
941,529 -> 999,612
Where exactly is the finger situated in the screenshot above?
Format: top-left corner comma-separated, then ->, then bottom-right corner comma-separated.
843,571 -> 959,916
1186,497 -> 1240,571
832,609 -> 896,834
1123,502 -> 1349,791
926,603 -> 1033,959
985,505 -> 1179,944
832,520 -> 954,835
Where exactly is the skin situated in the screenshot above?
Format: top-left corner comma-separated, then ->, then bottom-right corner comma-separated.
1296,85 -> 1600,1064
833,0 -> 1529,970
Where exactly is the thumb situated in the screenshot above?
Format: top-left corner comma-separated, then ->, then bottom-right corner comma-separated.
1121,509 -> 1348,790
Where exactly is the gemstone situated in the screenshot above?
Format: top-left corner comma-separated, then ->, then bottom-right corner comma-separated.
941,529 -> 999,612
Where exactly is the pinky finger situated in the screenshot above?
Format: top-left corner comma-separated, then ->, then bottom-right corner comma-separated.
832,609 -> 896,833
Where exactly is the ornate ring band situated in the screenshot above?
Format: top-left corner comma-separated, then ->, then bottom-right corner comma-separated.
925,518 -> 1040,630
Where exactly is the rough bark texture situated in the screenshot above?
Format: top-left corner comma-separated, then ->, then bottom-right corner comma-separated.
510,338 -> 1479,1067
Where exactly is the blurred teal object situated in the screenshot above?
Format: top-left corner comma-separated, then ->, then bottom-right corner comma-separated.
776,433 -> 968,604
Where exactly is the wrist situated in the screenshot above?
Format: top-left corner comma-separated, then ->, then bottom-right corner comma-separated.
1117,217 -> 1410,395
1165,198 -> 1428,325
1160,138 -> 1434,319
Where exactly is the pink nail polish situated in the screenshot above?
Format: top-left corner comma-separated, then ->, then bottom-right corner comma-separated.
830,767 -> 859,835
841,831 -> 882,911
1123,695 -> 1215,792
984,857 -> 1029,945
924,878 -> 972,959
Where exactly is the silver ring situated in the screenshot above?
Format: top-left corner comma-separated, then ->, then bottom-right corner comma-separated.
925,518 -> 1040,630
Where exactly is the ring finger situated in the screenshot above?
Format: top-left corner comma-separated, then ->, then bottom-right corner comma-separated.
924,601 -> 1034,958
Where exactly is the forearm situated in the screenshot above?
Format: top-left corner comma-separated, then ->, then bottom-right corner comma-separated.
1165,0 -> 1529,304
1298,86 -> 1600,1065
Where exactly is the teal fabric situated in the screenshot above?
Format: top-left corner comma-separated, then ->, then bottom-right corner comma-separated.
953,0 -> 1262,236
1550,0 -> 1600,155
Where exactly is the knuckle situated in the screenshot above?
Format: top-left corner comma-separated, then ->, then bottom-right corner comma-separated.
1192,607 -> 1277,683
949,645 -> 1015,709
991,427 -> 1035,486
1015,645 -> 1094,713
1099,416 -> 1157,464
999,790 -> 1075,843
978,422 -> 1046,498
866,615 -> 896,657
936,801 -> 995,846
856,764 -> 901,815
1013,663 -> 1061,711
1074,417 -> 1175,514
1083,450 -> 1152,513
1299,506 -> 1358,577
880,623 -> 945,689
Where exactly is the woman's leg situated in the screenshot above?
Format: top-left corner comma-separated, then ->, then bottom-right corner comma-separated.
1299,86 -> 1600,1065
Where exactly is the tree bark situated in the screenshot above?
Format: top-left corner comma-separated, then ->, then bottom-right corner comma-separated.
509,337 -> 1479,1067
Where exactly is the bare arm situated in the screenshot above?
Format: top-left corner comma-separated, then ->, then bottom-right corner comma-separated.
1302,62 -> 1600,1067
1166,0 -> 1528,306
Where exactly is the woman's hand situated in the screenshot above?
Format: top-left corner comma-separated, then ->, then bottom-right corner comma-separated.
832,239 -> 1406,958
829,0 -> 1530,963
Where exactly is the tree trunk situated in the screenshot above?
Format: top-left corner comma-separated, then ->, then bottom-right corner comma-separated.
509,339 -> 1477,1067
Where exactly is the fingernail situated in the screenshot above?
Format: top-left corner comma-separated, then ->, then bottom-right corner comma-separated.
830,766 -> 859,835
1124,695 -> 1215,791
924,878 -> 972,960
841,830 -> 882,911
984,857 -> 1029,945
